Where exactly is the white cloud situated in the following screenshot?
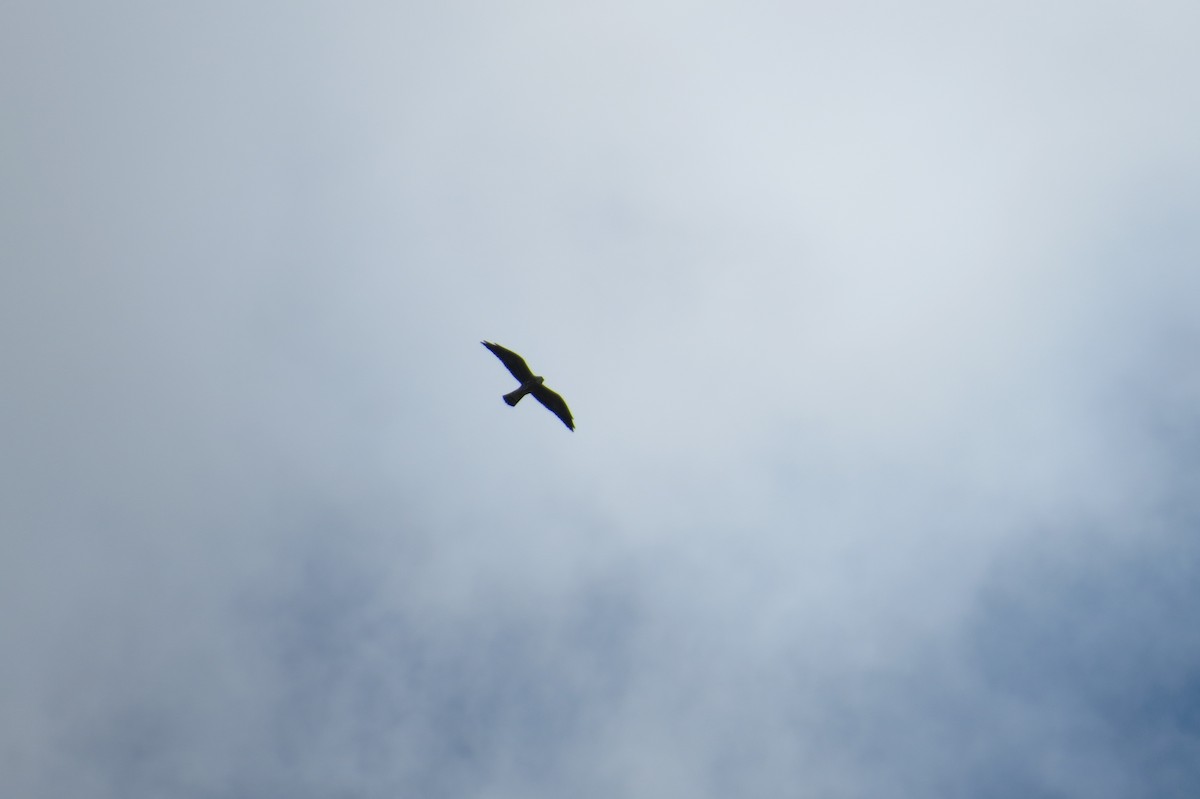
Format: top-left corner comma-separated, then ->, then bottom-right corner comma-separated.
2,1 -> 1198,797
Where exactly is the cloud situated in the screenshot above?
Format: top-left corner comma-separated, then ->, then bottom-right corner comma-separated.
2,1 -> 1198,797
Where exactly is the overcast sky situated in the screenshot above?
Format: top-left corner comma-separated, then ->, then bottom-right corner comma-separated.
3,2 -> 1199,797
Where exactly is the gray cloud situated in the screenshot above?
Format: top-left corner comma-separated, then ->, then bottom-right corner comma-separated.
2,1 -> 1198,797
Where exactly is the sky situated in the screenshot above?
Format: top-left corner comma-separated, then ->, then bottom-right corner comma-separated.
2,1 -> 1199,797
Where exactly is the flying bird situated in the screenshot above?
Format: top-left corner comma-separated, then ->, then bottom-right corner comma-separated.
482,341 -> 574,431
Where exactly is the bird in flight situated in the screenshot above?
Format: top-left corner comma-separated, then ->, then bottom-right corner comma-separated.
482,341 -> 574,431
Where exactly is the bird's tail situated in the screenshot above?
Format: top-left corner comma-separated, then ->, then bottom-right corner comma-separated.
503,388 -> 524,406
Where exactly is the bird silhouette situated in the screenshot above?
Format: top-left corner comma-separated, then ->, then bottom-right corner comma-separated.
482,341 -> 574,431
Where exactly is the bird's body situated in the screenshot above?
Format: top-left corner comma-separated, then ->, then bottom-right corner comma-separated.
482,341 -> 574,431
503,374 -> 544,406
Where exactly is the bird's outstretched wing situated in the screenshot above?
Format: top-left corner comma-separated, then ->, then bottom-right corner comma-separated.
482,341 -> 535,382
531,384 -> 574,431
